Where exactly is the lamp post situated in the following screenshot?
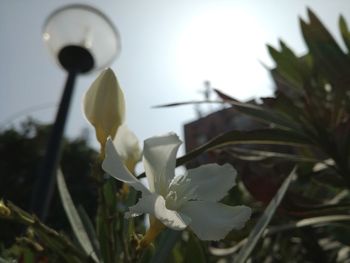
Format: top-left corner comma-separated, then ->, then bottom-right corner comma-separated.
31,4 -> 121,221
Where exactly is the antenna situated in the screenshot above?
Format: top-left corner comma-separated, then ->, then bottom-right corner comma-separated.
194,80 -> 215,118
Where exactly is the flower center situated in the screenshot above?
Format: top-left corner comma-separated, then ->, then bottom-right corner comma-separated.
165,174 -> 198,210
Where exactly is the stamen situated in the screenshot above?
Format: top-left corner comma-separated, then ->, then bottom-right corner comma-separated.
166,173 -> 199,209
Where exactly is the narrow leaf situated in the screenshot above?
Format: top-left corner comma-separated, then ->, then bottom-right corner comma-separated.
267,43 -> 305,90
301,9 -> 350,89
77,206 -> 101,260
213,88 -> 239,102
137,130 -> 310,179
339,15 -> 350,52
184,234 -> 206,263
57,170 -> 99,262
176,129 -> 311,167
267,214 -> 350,235
227,146 -> 319,162
210,214 -> 350,257
150,229 -> 181,263
137,129 -> 314,178
155,99 -> 302,131
235,167 -> 297,263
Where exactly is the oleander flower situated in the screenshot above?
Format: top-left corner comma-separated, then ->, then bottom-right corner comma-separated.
83,68 -> 125,148
102,133 -> 251,241
113,123 -> 142,172
83,69 -> 141,171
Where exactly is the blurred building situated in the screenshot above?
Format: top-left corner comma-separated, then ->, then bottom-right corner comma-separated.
183,85 -> 296,204
183,106 -> 264,168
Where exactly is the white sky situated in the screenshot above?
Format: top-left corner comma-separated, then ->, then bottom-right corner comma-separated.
1,0 -> 350,151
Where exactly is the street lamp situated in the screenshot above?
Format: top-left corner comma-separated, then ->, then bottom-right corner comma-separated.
31,4 -> 121,221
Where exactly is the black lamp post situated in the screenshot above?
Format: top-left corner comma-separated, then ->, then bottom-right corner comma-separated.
31,4 -> 121,221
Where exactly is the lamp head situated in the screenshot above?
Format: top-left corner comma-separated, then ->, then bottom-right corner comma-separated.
43,4 -> 121,73
58,45 -> 94,73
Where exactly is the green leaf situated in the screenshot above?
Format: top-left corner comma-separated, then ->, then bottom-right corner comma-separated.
227,146 -> 319,162
235,167 -> 297,263
301,9 -> 350,89
229,100 -> 303,131
137,129 -> 310,179
210,213 -> 350,257
103,179 -> 117,212
96,210 -> 109,263
155,99 -> 303,131
96,178 -> 118,263
150,229 -> 181,263
77,206 -> 101,260
261,95 -> 320,139
5,202 -> 91,262
184,234 -> 206,263
176,129 -> 312,167
20,248 -> 35,263
339,15 -> 350,52
213,88 -> 239,102
56,170 -> 99,262
139,246 -> 154,263
268,42 -> 306,90
267,214 -> 350,235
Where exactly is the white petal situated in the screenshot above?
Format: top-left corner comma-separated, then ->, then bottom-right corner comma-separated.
126,194 -> 191,230
83,68 -> 125,144
113,123 -> 142,170
102,138 -> 150,195
183,163 -> 237,201
180,201 -> 251,241
143,133 -> 182,195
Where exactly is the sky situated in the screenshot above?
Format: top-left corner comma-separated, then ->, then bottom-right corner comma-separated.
1,0 -> 350,151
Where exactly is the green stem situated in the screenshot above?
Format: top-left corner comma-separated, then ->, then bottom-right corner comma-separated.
1,202 -> 93,262
94,158 -> 116,263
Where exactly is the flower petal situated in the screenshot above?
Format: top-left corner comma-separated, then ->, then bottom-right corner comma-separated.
183,163 -> 237,201
180,201 -> 251,241
143,133 -> 182,195
113,123 -> 142,172
102,138 -> 150,195
126,194 -> 191,230
83,68 -> 125,145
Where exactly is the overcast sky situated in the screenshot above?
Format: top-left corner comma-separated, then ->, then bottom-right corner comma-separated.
1,0 -> 350,151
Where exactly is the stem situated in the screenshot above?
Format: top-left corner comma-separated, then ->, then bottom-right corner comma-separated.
138,219 -> 165,249
1,202 -> 93,262
118,214 -> 130,262
94,158 -> 117,263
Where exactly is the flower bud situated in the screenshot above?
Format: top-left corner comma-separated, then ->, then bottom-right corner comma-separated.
83,68 -> 125,148
113,123 -> 142,172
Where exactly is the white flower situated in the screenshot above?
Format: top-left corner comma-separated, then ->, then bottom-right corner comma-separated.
83,68 -> 125,147
102,133 -> 251,241
113,123 -> 142,172
83,69 -> 141,170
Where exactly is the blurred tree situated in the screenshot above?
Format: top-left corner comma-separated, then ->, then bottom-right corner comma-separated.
0,119 -> 98,245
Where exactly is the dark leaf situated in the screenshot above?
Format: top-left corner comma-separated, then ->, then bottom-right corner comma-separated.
176,129 -> 312,167
56,170 -> 99,262
235,168 -> 297,263
150,229 -> 181,263
339,15 -> 350,53
155,100 -> 303,131
301,9 -> 350,90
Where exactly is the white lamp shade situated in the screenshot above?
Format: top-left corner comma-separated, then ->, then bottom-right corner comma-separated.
43,4 -> 121,72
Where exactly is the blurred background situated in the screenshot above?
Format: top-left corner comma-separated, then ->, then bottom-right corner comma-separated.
2,0 -> 350,151
3,2 -> 350,261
